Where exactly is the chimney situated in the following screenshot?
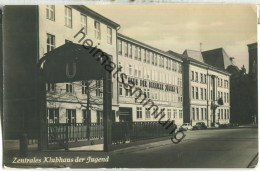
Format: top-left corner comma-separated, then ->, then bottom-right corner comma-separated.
230,57 -> 235,62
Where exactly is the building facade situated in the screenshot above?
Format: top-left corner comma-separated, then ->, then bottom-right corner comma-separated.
4,5 -> 234,140
38,5 -> 121,125
168,50 -> 231,127
117,34 -> 183,125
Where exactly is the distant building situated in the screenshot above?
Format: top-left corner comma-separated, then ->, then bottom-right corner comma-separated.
168,50 -> 231,127
248,43 -> 257,77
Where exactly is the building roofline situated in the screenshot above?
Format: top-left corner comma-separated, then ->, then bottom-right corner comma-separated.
168,50 -> 231,76
69,5 -> 120,29
117,33 -> 182,62
247,42 -> 257,49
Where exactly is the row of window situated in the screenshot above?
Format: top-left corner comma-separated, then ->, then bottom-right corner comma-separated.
217,108 -> 230,120
191,86 -> 229,103
119,63 -> 182,86
191,71 -> 207,84
191,71 -> 229,89
136,107 -> 183,119
191,87 -> 207,100
46,5 -> 112,45
217,78 -> 229,89
191,107 -> 230,120
192,108 -> 207,120
46,81 -> 103,97
47,108 -> 103,124
217,91 -> 229,103
118,40 -> 182,73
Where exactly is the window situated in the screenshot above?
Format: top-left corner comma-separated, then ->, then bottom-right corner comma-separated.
96,111 -> 103,125
192,86 -> 195,99
119,84 -> 123,96
195,72 -> 198,82
46,83 -> 55,92
82,81 -> 87,94
125,88 -> 130,97
138,70 -> 141,78
173,109 -> 177,118
151,53 -> 154,65
227,93 -> 229,103
80,14 -> 87,34
134,69 -> 138,77
167,109 -> 171,119
66,109 -> 76,125
96,80 -> 103,97
46,5 -> 55,21
162,57 -> 164,67
144,50 -> 147,62
118,40 -> 122,55
47,33 -> 55,52
204,74 -> 207,83
66,83 -> 73,93
200,88 -> 203,100
192,108 -> 195,120
107,27 -> 112,44
224,109 -> 227,119
204,88 -> 207,100
47,108 -> 59,124
200,73 -> 203,83
124,42 -> 128,57
204,108 -> 207,119
65,6 -> 72,28
137,107 -> 142,119
179,110 -> 183,118
135,46 -> 138,60
201,108 -> 204,120
154,54 -> 157,66
94,21 -> 101,39
129,65 -> 132,76
147,51 -> 150,63
196,108 -> 199,120
191,71 -> 194,81
138,47 -> 141,61
195,87 -> 199,99
221,109 -> 223,119
145,108 -> 151,119
129,44 -> 132,58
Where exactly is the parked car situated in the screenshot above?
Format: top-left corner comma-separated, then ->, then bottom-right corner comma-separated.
192,122 -> 207,130
180,123 -> 192,130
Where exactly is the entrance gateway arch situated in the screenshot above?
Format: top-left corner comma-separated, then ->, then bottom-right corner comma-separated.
37,42 -> 113,152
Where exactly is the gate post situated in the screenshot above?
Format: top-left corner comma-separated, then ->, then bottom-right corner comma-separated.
103,69 -> 112,152
37,74 -> 48,150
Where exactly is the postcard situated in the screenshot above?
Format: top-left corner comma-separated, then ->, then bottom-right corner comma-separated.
1,3 -> 258,169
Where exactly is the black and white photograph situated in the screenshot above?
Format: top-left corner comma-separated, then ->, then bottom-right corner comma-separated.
1,2 -> 258,169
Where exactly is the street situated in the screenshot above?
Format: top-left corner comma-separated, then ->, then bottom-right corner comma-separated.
3,127 -> 258,168
108,127 -> 258,168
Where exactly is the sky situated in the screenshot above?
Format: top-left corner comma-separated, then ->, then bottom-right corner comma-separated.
88,4 -> 257,71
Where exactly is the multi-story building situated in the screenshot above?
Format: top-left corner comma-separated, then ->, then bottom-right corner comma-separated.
38,5 -> 120,125
168,50 -> 231,127
3,5 -> 120,138
117,34 -> 184,125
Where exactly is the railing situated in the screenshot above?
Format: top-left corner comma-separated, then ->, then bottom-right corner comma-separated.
112,121 -> 173,144
47,123 -> 103,145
